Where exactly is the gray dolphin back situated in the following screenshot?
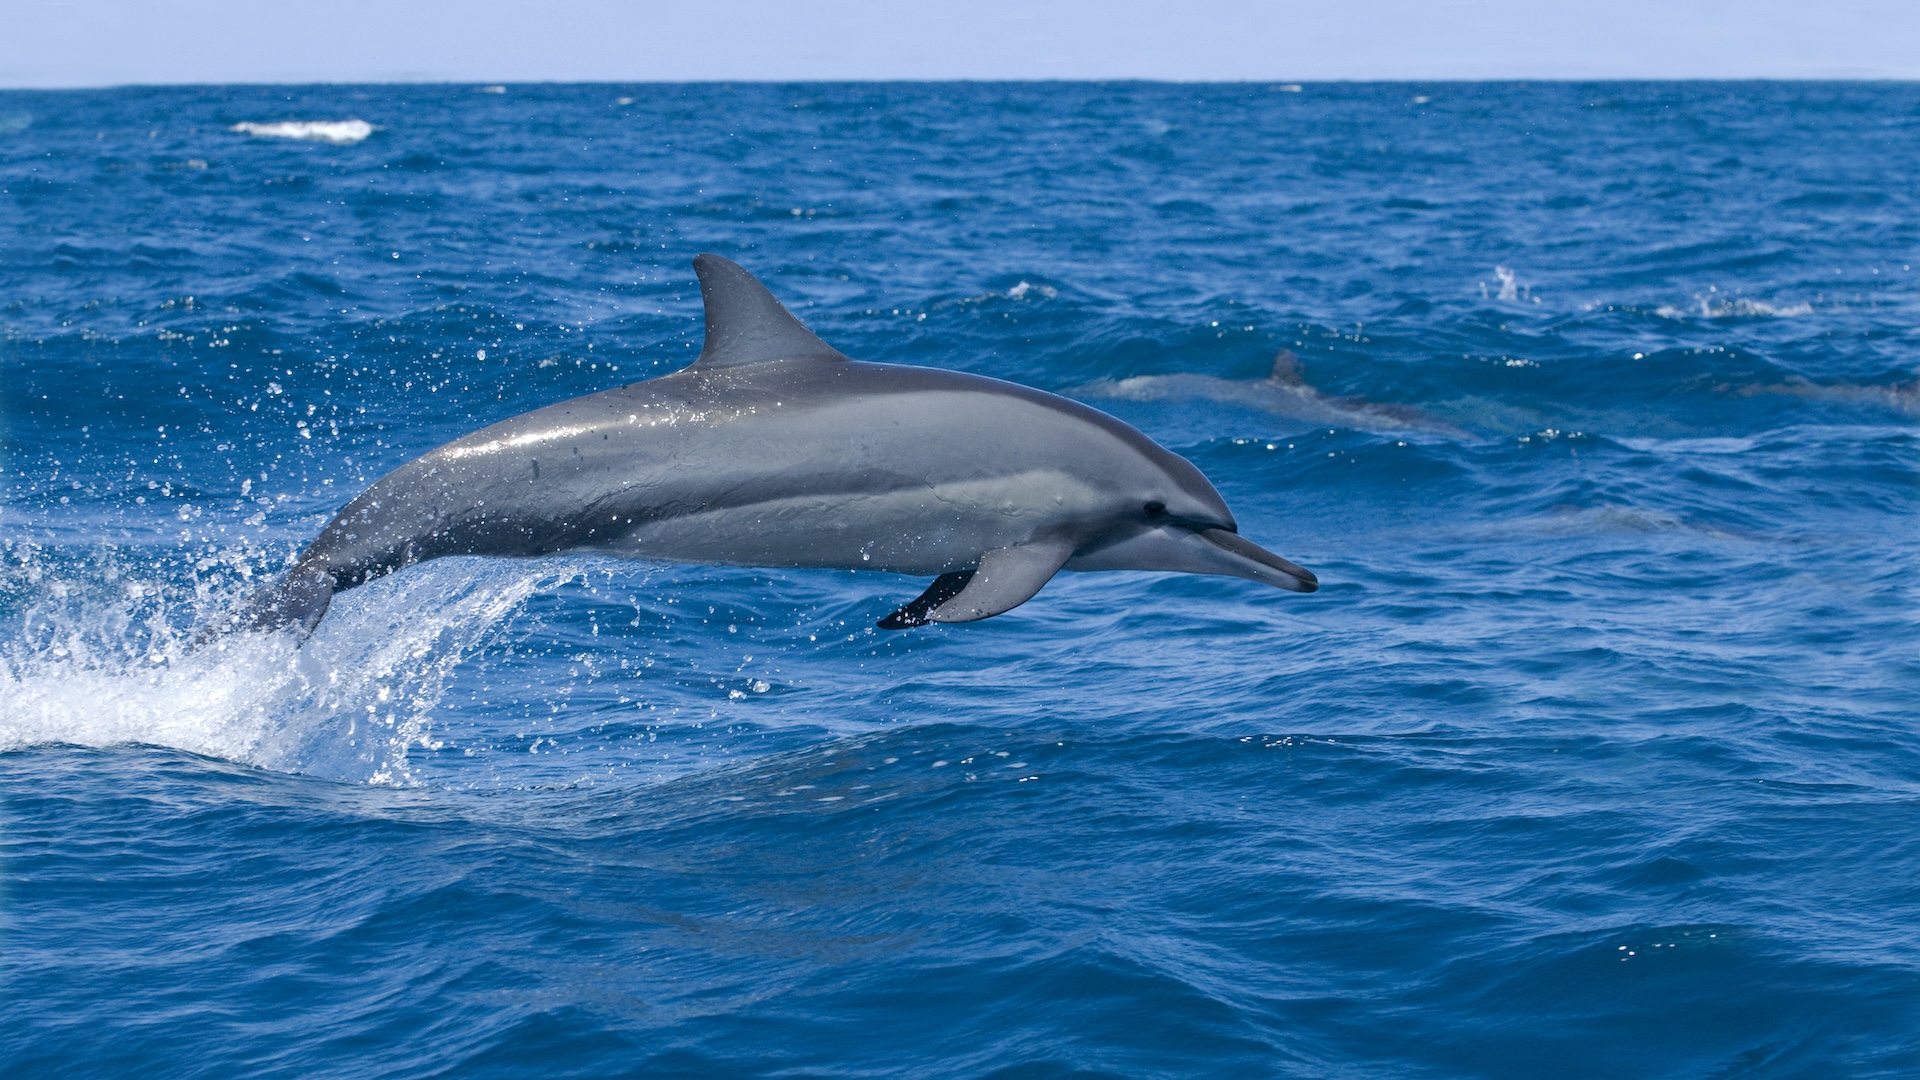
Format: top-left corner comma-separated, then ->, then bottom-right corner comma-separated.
223,254 -> 847,637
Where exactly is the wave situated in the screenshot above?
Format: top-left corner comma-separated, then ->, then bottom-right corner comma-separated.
230,119 -> 376,145
956,279 -> 1061,306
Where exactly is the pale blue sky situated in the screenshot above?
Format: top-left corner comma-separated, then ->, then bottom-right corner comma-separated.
5,0 -> 1918,87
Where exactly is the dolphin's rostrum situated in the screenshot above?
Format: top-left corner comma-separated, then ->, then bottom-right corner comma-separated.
230,255 -> 1317,636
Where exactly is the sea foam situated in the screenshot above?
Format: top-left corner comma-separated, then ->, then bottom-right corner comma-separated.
1655,291 -> 1813,318
0,555 -> 563,784
230,119 -> 375,145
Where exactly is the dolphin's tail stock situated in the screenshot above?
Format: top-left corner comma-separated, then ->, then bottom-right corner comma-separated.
196,563 -> 335,644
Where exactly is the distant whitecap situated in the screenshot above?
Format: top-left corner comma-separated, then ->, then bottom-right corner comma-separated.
1655,296 -> 1814,319
230,119 -> 375,144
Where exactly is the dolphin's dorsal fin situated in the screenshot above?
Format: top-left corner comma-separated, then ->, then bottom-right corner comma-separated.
1268,348 -> 1305,387
691,253 -> 847,369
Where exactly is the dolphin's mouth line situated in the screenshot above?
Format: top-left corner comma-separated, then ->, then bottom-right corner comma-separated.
1197,527 -> 1319,592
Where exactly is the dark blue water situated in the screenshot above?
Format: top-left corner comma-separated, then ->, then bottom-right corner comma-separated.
2,81 -> 1917,1077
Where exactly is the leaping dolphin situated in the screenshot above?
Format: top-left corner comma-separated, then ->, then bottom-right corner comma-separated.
227,255 -> 1317,636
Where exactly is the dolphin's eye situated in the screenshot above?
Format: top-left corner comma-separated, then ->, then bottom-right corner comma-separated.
1143,501 -> 1168,519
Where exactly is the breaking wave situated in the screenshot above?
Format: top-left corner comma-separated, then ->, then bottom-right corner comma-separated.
230,119 -> 376,144
1655,291 -> 1814,319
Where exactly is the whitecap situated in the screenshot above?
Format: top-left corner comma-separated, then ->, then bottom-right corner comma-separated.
1617,435 -> 1760,455
230,119 -> 375,145
1654,292 -> 1812,319
1480,265 -> 1533,303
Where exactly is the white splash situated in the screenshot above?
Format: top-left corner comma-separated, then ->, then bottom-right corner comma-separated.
230,120 -> 375,145
1656,291 -> 1813,319
1482,265 -> 1532,303
0,554 -> 565,784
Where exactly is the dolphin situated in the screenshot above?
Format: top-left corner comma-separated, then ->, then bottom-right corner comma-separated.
1082,350 -> 1469,439
226,254 -> 1316,636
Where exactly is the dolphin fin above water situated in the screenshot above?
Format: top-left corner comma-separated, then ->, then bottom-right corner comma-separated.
689,253 -> 849,369
217,255 -> 1316,639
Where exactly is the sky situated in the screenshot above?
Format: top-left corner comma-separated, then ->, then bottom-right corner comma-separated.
4,0 -> 1918,87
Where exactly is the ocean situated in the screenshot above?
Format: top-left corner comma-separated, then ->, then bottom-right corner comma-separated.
1,81 -> 1916,1077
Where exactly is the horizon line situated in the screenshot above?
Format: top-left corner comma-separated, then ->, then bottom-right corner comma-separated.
7,74 -> 1919,93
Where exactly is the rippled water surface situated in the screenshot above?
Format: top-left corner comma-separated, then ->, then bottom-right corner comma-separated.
2,82 -> 1917,1077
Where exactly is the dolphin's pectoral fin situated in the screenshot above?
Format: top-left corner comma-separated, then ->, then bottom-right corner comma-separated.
927,539 -> 1074,625
876,540 -> 1074,630
877,570 -> 975,630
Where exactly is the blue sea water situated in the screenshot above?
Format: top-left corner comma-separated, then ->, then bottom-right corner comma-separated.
1,80 -> 1917,1077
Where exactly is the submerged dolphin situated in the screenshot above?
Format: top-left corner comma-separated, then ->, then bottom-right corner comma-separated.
230,255 -> 1316,636
1082,350 -> 1468,439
